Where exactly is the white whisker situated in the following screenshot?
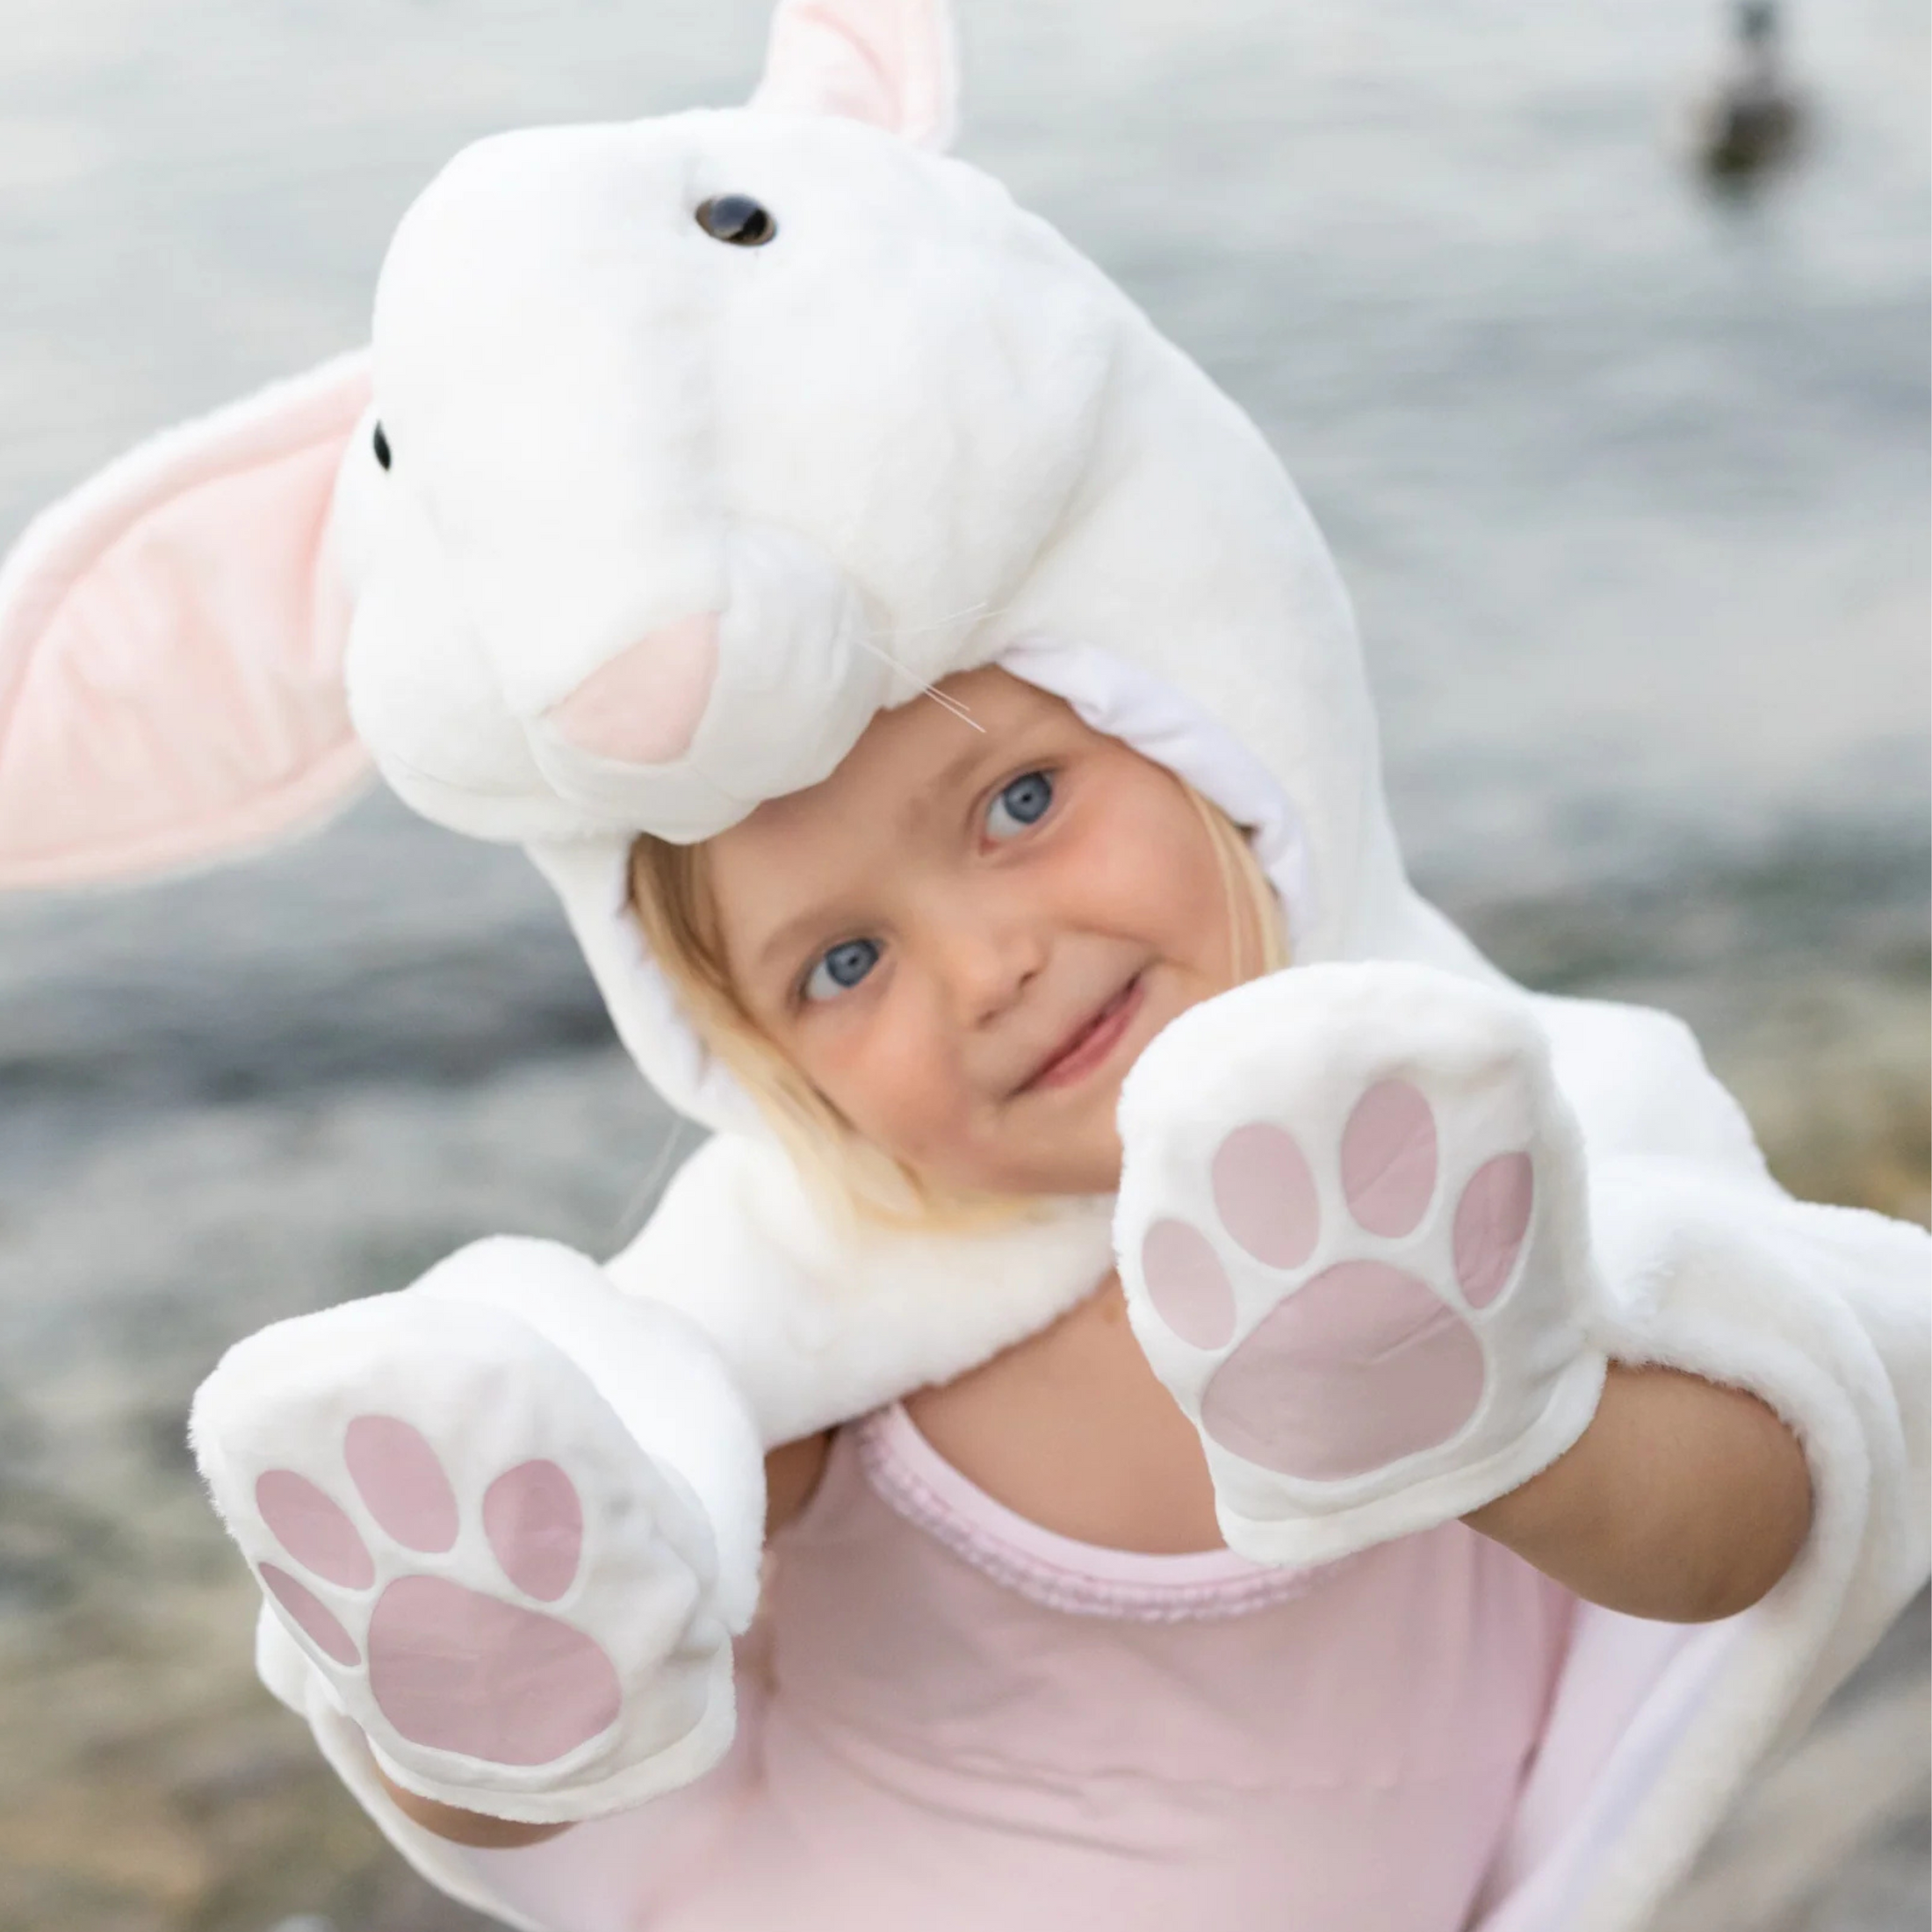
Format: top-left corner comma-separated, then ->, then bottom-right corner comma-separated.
922,687 -> 984,730
886,598 -> 997,645
848,628 -> 986,733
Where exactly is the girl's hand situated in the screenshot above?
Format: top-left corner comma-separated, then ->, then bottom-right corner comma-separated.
365,1428 -> 834,1846
1114,961 -> 1609,1568
192,1239 -> 763,1827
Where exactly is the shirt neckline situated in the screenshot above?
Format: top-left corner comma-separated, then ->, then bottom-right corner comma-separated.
856,1402 -> 1353,1622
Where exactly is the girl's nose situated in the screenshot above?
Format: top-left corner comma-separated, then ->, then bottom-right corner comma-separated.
544,614 -> 718,764
940,910 -> 1048,1030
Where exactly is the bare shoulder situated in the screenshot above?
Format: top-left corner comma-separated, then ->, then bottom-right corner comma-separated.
766,1431 -> 833,1537
905,1279 -> 1223,1554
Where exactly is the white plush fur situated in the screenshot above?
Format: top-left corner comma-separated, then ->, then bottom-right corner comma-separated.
607,1135 -> 1116,1445
1489,997 -> 1931,1928
193,1237 -> 767,1822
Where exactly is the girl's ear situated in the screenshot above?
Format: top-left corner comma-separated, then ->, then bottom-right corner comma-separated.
0,351 -> 375,891
751,0 -> 960,151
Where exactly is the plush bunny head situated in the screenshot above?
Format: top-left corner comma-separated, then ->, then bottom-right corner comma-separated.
0,0 -> 1458,1135
345,69 -> 1117,849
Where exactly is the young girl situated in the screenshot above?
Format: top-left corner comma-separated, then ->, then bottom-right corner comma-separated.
0,1 -> 1922,1927
367,662 -> 1814,1930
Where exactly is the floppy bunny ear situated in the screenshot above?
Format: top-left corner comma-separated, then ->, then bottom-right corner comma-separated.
751,0 -> 960,150
0,350 -> 375,891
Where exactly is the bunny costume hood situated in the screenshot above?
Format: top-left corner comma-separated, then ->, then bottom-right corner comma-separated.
1,4 -> 1924,1929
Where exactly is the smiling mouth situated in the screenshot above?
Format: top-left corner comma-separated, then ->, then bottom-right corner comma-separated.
1019,976 -> 1146,1094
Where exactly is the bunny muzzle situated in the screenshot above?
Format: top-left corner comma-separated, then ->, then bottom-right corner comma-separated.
523,523 -> 898,843
545,616 -> 722,768
346,510 -> 900,850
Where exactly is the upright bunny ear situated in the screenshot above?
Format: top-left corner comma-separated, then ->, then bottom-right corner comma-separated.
751,0 -> 960,150
0,351 -> 375,891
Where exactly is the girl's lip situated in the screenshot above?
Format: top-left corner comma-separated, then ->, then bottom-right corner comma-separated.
1020,975 -> 1145,1092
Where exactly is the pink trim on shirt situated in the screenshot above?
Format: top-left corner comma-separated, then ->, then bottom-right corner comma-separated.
855,1403 -> 1354,1622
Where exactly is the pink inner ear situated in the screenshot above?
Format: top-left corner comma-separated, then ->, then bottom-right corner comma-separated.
752,0 -> 959,150
0,352 -> 374,890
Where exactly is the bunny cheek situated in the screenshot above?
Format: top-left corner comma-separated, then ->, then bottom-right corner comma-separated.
708,668 -> 1240,1201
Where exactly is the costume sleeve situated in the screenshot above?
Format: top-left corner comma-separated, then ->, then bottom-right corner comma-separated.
1472,996 -> 1930,1932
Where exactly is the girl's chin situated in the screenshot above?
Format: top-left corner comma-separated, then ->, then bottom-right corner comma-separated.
980,1124 -> 1126,1200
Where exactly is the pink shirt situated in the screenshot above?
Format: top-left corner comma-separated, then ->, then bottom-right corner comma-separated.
472,1407 -> 1576,1930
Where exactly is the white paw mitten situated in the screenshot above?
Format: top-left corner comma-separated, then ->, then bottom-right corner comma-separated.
1117,962 -> 1609,1568
190,1238 -> 765,1825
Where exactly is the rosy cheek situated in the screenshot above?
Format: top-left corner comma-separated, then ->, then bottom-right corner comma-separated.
1139,811 -> 1232,964
865,1038 -> 968,1166
1070,788 -> 1219,950
805,993 -> 963,1167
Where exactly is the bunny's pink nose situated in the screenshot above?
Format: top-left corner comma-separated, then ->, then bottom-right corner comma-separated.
545,614 -> 719,764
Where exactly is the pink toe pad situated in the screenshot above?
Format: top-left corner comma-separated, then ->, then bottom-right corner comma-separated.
1340,1080 -> 1438,1237
1212,1122 -> 1321,1269
262,1561 -> 362,1665
1453,1153 -> 1534,1308
346,1415 -> 458,1554
256,1470 -> 374,1589
484,1460 -> 584,1603
1141,1218 -> 1236,1349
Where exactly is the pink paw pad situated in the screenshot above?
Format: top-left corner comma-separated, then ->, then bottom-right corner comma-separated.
1139,1083 -> 1537,1481
260,1562 -> 362,1665
346,1414 -> 458,1552
252,1417 -> 621,1765
1339,1080 -> 1438,1236
1202,1261 -> 1485,1480
1141,1219 -> 1237,1349
1453,1154 -> 1535,1308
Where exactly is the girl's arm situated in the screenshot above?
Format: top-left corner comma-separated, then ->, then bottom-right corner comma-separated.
374,1431 -> 834,1848
1464,1363 -> 1812,1621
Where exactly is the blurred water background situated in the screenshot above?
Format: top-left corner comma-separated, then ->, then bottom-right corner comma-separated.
0,0 -> 1925,1926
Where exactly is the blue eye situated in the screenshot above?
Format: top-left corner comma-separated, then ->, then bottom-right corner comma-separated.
987,770 -> 1053,840
804,937 -> 880,1002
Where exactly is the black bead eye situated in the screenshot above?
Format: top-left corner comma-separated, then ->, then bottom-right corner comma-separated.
371,422 -> 392,470
695,194 -> 776,246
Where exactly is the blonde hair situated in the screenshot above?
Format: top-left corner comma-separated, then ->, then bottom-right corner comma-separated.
628,784 -> 1287,1232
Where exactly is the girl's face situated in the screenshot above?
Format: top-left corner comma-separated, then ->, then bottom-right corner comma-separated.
706,667 -> 1251,1198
